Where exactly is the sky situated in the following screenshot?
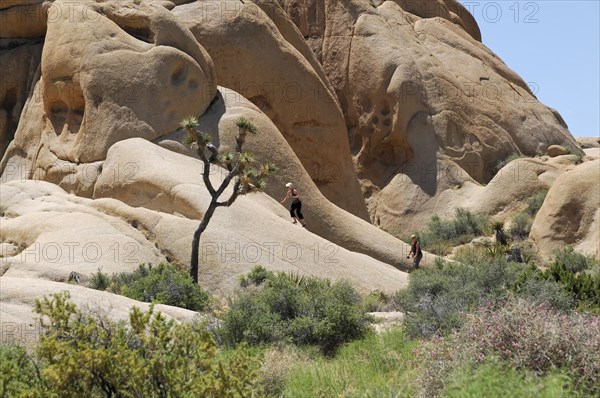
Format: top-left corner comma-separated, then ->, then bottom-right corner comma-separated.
460,0 -> 600,137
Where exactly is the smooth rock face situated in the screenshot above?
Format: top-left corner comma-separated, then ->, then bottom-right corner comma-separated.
172,0 -> 369,218
0,1 -> 50,39
547,145 -> 569,157
530,160 -> 600,259
2,177 -> 409,295
369,155 -> 579,233
280,0 -> 580,230
0,180 -> 166,281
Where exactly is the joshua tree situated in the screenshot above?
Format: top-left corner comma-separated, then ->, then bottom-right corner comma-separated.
181,116 -> 276,283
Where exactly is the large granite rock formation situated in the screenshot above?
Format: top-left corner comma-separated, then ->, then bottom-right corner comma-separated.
0,0 -> 596,337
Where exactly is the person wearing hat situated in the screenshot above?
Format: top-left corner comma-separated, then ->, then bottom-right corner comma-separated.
280,182 -> 306,227
407,234 -> 422,269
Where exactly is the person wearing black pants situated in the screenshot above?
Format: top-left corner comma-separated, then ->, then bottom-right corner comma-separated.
280,182 -> 306,227
407,234 -> 423,269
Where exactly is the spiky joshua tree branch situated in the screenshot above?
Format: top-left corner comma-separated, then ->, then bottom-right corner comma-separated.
181,116 -> 277,284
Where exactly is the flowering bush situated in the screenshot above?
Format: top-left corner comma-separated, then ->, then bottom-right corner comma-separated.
416,297 -> 599,396
456,299 -> 599,388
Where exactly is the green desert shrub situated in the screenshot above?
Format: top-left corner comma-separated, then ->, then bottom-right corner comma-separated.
283,327 -> 419,398
240,264 -> 273,287
89,268 -> 110,290
514,274 -> 574,312
220,266 -> 369,355
541,248 -> 600,311
443,361 -> 580,398
510,211 -> 532,240
90,263 -> 210,311
419,208 -> 490,255
396,254 -> 582,338
395,258 -> 520,338
0,344 -> 40,397
5,291 -> 264,397
362,290 -> 396,312
552,246 -> 599,274
526,189 -> 548,216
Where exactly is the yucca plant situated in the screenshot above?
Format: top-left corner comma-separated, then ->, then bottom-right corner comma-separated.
485,244 -> 508,258
182,116 -> 277,283
492,220 -> 508,246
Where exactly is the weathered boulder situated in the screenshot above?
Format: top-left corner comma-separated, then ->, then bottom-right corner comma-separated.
1,0 -> 216,196
547,145 -> 569,157
1,177 -> 409,294
172,0 -> 368,218
98,131 -> 426,274
577,137 -> 600,149
292,0 -> 580,230
0,176 -> 407,296
0,180 -> 166,280
530,160 -> 600,259
371,154 -> 579,233
0,277 -> 201,346
0,0 -> 50,39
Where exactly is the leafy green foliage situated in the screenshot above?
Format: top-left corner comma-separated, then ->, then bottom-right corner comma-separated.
221,267 -> 369,355
443,361 -> 580,398
496,152 -> 524,169
418,208 -> 490,255
541,248 -> 600,311
362,290 -> 391,312
5,292 -> 264,397
89,268 -> 110,290
284,327 -> 418,397
552,246 -> 599,274
510,211 -> 532,240
240,265 -> 273,287
484,244 -> 509,258
0,345 -> 40,397
236,117 -> 258,134
90,263 -> 210,311
396,258 -> 520,338
396,251 -> 589,338
526,189 -> 548,216
514,271 -> 575,312
180,115 -> 198,130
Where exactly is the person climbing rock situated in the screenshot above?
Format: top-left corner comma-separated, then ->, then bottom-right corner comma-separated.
407,234 -> 422,269
280,182 -> 306,227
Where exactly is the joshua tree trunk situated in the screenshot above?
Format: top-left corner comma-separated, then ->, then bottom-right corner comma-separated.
190,201 -> 218,284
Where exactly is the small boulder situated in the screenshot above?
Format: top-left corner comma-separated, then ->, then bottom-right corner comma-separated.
547,145 -> 569,157
576,137 -> 600,149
